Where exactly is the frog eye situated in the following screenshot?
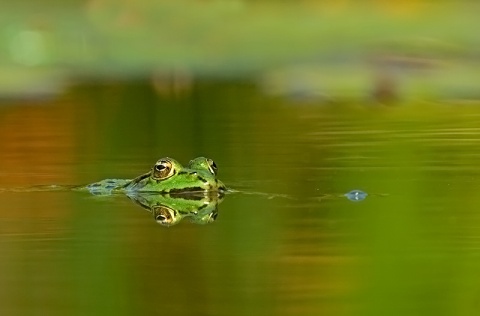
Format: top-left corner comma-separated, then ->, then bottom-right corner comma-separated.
207,159 -> 218,175
153,207 -> 178,226
153,159 -> 175,180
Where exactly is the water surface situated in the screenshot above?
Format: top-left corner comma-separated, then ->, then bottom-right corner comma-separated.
1,81 -> 480,315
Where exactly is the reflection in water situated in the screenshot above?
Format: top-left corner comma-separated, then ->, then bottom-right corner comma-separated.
127,192 -> 223,226
1,80 -> 480,316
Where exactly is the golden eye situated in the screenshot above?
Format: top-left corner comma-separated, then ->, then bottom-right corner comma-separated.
153,159 -> 174,180
153,206 -> 177,226
207,158 -> 218,175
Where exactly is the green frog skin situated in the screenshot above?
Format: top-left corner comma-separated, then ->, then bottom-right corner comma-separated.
77,157 -> 226,195
187,157 -> 218,176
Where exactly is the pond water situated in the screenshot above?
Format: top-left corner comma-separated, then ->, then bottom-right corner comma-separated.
1,80 -> 480,315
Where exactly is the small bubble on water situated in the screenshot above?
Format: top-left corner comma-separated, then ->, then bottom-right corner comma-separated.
345,190 -> 368,202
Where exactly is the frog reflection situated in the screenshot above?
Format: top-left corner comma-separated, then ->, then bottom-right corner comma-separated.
127,192 -> 223,226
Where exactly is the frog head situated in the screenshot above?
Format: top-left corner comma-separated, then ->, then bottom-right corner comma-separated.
123,157 -> 225,194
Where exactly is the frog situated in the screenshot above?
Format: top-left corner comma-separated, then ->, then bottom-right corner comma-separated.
128,191 -> 223,226
76,157 -> 226,196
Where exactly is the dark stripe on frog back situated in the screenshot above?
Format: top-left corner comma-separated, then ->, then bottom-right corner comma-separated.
200,175 -> 209,184
168,184 -> 225,196
178,170 -> 208,182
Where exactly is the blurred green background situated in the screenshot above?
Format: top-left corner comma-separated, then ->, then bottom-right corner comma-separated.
1,1 -> 480,316
1,0 -> 480,100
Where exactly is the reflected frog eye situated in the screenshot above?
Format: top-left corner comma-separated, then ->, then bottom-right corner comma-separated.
153,206 -> 178,226
207,159 -> 218,175
152,160 -> 175,180
209,210 -> 218,222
